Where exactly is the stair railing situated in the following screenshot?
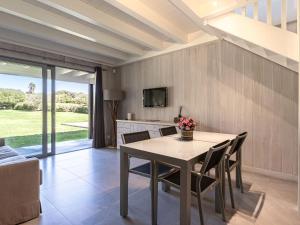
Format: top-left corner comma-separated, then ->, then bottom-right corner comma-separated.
235,0 -> 296,33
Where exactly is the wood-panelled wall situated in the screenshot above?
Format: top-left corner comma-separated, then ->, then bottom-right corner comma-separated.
118,40 -> 298,178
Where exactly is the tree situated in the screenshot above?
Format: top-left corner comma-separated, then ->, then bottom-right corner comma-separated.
28,82 -> 36,94
0,88 -> 25,109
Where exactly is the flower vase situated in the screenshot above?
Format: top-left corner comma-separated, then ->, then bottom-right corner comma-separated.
181,129 -> 193,141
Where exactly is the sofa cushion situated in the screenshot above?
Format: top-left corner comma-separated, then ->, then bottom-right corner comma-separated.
0,146 -> 18,159
0,156 -> 27,165
0,146 -> 25,164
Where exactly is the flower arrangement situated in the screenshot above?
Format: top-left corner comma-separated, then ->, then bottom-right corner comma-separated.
178,117 -> 196,131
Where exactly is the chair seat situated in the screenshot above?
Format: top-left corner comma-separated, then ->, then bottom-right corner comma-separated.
129,162 -> 175,178
162,171 -> 216,193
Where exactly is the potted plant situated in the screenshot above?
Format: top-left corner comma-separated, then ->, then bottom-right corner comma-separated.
178,117 -> 196,141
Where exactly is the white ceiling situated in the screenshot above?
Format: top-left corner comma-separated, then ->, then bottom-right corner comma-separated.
0,0 -> 297,67
0,60 -> 95,84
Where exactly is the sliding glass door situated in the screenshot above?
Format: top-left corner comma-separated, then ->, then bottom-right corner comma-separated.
0,58 -> 50,157
54,67 -> 92,154
0,57 -> 93,157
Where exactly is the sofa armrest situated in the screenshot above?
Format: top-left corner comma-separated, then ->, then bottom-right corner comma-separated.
0,138 -> 5,147
0,158 -> 40,225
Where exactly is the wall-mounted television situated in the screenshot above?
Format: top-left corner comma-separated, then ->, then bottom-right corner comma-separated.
143,87 -> 167,107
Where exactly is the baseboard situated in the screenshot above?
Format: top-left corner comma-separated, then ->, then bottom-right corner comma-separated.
243,166 -> 298,182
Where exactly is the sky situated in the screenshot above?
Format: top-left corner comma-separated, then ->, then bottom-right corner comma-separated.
0,74 -> 88,94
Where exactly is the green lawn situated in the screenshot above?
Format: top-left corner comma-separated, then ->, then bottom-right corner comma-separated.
0,110 -> 88,148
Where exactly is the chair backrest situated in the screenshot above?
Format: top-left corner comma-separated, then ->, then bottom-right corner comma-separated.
228,132 -> 248,156
200,140 -> 231,174
121,131 -> 150,144
159,126 -> 177,136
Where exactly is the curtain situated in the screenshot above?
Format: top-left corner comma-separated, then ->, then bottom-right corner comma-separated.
92,67 -> 105,148
88,84 -> 94,139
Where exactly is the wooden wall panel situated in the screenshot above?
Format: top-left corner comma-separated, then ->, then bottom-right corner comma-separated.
118,40 -> 298,177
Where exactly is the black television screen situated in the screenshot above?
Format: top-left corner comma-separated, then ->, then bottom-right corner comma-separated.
143,87 -> 167,107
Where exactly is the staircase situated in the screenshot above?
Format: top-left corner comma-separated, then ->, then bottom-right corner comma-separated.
172,0 -> 298,72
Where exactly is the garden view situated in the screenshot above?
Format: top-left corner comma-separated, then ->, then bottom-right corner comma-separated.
0,83 -> 89,149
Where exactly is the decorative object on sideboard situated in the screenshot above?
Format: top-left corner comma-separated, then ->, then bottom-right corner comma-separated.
103,89 -> 125,147
178,116 -> 196,141
127,112 -> 134,120
173,105 -> 183,123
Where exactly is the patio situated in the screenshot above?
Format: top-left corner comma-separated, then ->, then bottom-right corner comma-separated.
15,139 -> 92,157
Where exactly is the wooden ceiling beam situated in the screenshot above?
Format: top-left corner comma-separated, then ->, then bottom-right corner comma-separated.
104,0 -> 187,43
35,0 -> 164,50
0,0 -> 146,56
0,12 -> 129,61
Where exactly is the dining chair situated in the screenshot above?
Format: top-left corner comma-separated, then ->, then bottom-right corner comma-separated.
121,131 -> 176,179
225,131 -> 248,209
159,126 -> 177,136
159,140 -> 231,225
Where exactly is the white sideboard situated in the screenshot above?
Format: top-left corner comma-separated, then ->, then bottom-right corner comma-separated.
116,119 -> 177,149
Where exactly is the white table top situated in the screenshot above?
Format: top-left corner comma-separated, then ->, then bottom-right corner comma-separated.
116,119 -> 175,126
121,131 -> 237,162
170,131 -> 237,144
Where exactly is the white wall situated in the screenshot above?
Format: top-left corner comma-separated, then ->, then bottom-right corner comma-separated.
118,40 -> 298,179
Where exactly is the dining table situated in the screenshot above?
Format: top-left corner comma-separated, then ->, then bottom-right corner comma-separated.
120,131 -> 237,225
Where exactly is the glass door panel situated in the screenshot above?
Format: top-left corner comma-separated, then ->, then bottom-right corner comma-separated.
54,67 -> 92,154
0,59 -> 43,157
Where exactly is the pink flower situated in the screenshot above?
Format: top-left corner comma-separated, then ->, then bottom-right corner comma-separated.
177,116 -> 196,130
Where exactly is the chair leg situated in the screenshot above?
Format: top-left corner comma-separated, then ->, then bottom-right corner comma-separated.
217,183 -> 226,222
226,167 -> 235,209
196,182 -> 205,225
197,193 -> 205,225
238,165 -> 244,193
236,166 -> 240,189
40,201 -> 42,214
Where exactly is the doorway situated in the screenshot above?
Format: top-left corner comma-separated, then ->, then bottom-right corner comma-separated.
0,58 -> 94,157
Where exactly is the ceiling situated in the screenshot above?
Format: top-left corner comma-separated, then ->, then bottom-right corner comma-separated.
0,60 -> 95,84
0,0 -> 296,67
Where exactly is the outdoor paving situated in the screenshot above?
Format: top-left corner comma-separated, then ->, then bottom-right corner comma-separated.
15,139 -> 92,156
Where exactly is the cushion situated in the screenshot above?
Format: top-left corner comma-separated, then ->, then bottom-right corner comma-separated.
0,146 -> 18,160
163,171 -> 216,193
0,146 -> 25,164
0,156 -> 27,165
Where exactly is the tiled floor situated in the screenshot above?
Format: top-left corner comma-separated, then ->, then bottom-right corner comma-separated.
22,148 -> 300,225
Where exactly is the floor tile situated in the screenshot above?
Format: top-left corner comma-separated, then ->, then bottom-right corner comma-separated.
21,148 -> 300,225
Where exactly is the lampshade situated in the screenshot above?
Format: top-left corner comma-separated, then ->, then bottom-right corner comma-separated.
103,89 -> 125,101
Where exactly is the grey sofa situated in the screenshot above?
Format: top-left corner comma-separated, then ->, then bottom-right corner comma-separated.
0,138 -> 41,225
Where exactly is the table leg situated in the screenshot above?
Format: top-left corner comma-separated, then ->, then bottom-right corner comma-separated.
180,163 -> 192,225
120,148 -> 129,217
151,160 -> 158,225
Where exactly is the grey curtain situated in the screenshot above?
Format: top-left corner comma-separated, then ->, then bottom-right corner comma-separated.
92,67 -> 105,148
